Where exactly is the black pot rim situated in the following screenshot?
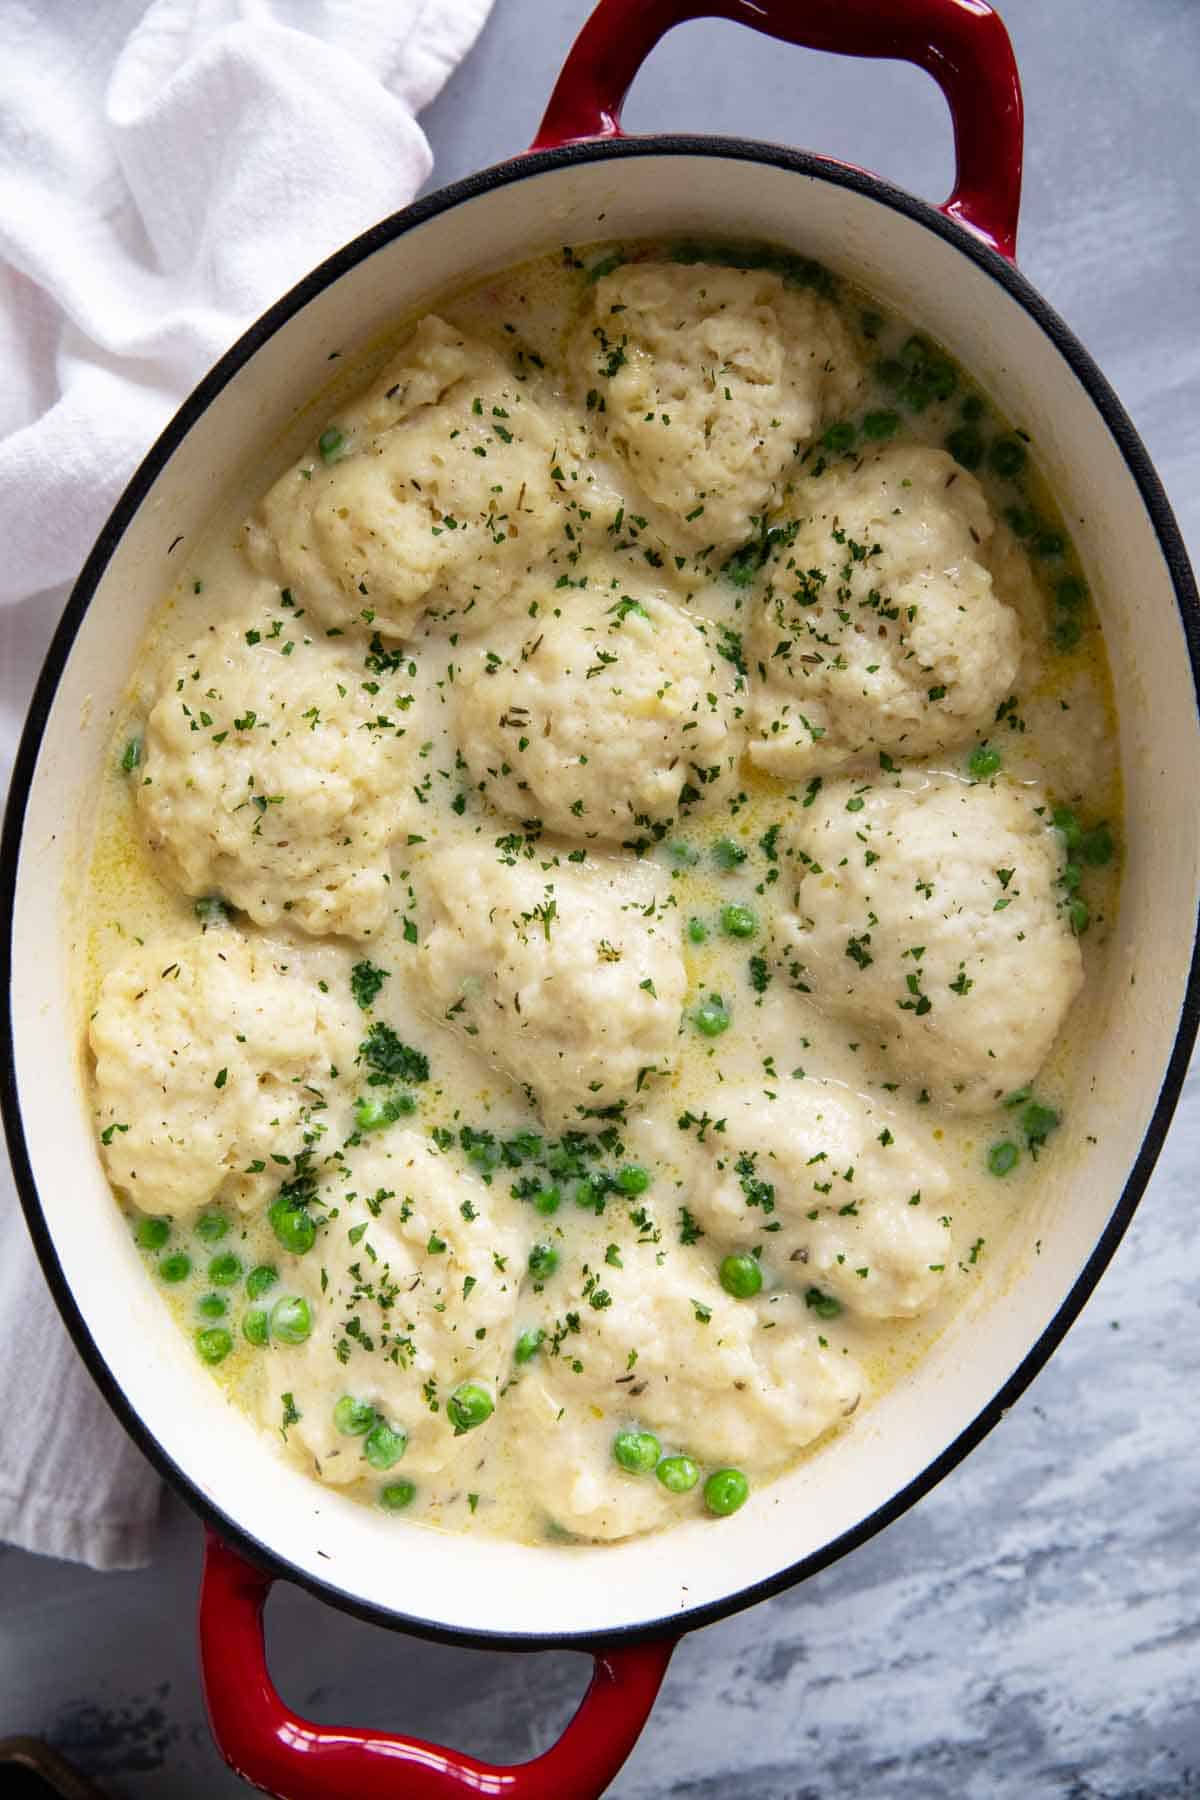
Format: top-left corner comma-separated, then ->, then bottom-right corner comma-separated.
4,132 -> 1199,1656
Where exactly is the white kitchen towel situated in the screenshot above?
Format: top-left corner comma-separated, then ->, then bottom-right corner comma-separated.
0,0 -> 494,1571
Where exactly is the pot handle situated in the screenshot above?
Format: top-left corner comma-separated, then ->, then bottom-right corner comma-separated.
199,1530 -> 676,1800
531,0 -> 1023,259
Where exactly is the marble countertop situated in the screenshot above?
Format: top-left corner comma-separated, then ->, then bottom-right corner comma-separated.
3,2 -> 1198,1794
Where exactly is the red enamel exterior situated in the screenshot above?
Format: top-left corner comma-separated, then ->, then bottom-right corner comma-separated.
199,6 -> 1024,1795
531,0 -> 1024,259
200,1532 -> 675,1799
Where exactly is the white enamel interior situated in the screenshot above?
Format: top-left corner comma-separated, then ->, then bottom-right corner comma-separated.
11,151 -> 1198,1643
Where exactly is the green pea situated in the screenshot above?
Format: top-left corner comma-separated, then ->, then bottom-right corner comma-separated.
877,357 -> 906,390
355,1092 -> 415,1132
245,1264 -> 278,1300
1035,529 -> 1066,558
447,1383 -> 494,1435
196,1327 -> 233,1365
1022,1102 -> 1060,1147
1004,503 -> 1037,538
822,421 -> 856,452
464,1135 -> 501,1178
616,1164 -> 650,1196
515,1327 -> 545,1364
900,377 -> 932,412
575,1176 -> 604,1212
1053,615 -> 1082,651
712,837 -> 747,871
987,1140 -> 1020,1177
656,1455 -> 700,1494
334,1395 -> 377,1437
364,1422 -> 408,1471
1056,575 -> 1087,610
1081,823 -> 1114,867
923,353 -> 957,400
720,904 -> 758,939
356,1095 -> 390,1132
197,1293 -> 227,1320
704,1468 -> 749,1516
1051,806 -> 1082,849
158,1252 -> 191,1283
960,393 -> 985,423
529,1243 -> 559,1281
719,1253 -> 763,1299
944,426 -> 983,471
693,993 -> 731,1038
899,335 -> 957,403
379,1480 -> 416,1511
531,1186 -> 561,1216
989,437 -> 1027,478
135,1216 -> 170,1251
318,425 -> 346,464
195,1212 -> 229,1244
1061,861 -> 1083,893
209,1252 -> 241,1287
687,917 -> 709,945
967,746 -> 1002,780
269,1197 -> 316,1255
242,1309 -> 269,1347
613,1429 -> 661,1474
270,1295 -> 313,1344
861,409 -> 900,441
804,1286 -> 842,1320
1069,897 -> 1090,935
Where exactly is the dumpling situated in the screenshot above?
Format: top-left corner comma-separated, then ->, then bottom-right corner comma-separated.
415,846 -> 685,1127
745,446 -> 1022,776
507,1226 -> 860,1541
136,607 -> 409,938
455,582 -> 741,842
770,771 -> 1083,1109
258,1133 -> 525,1487
247,315 -> 565,637
682,1083 -> 952,1321
90,933 -> 357,1220
569,261 -> 864,552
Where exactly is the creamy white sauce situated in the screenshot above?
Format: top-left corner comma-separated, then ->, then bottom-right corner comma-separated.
81,240 -> 1121,1547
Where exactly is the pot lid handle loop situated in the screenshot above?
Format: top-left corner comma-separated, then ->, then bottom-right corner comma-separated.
531,0 -> 1024,260
199,1529 -> 676,1799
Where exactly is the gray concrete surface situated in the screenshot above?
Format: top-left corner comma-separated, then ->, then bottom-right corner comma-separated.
3,1 -> 1199,1795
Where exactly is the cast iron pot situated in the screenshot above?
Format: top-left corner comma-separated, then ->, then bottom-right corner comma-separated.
5,2 -> 1199,1795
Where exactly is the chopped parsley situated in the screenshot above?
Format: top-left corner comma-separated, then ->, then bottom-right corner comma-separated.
350,961 -> 390,1011
359,1022 -> 429,1085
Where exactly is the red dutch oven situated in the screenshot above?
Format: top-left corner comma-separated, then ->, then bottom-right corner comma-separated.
5,2 -> 1199,1797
